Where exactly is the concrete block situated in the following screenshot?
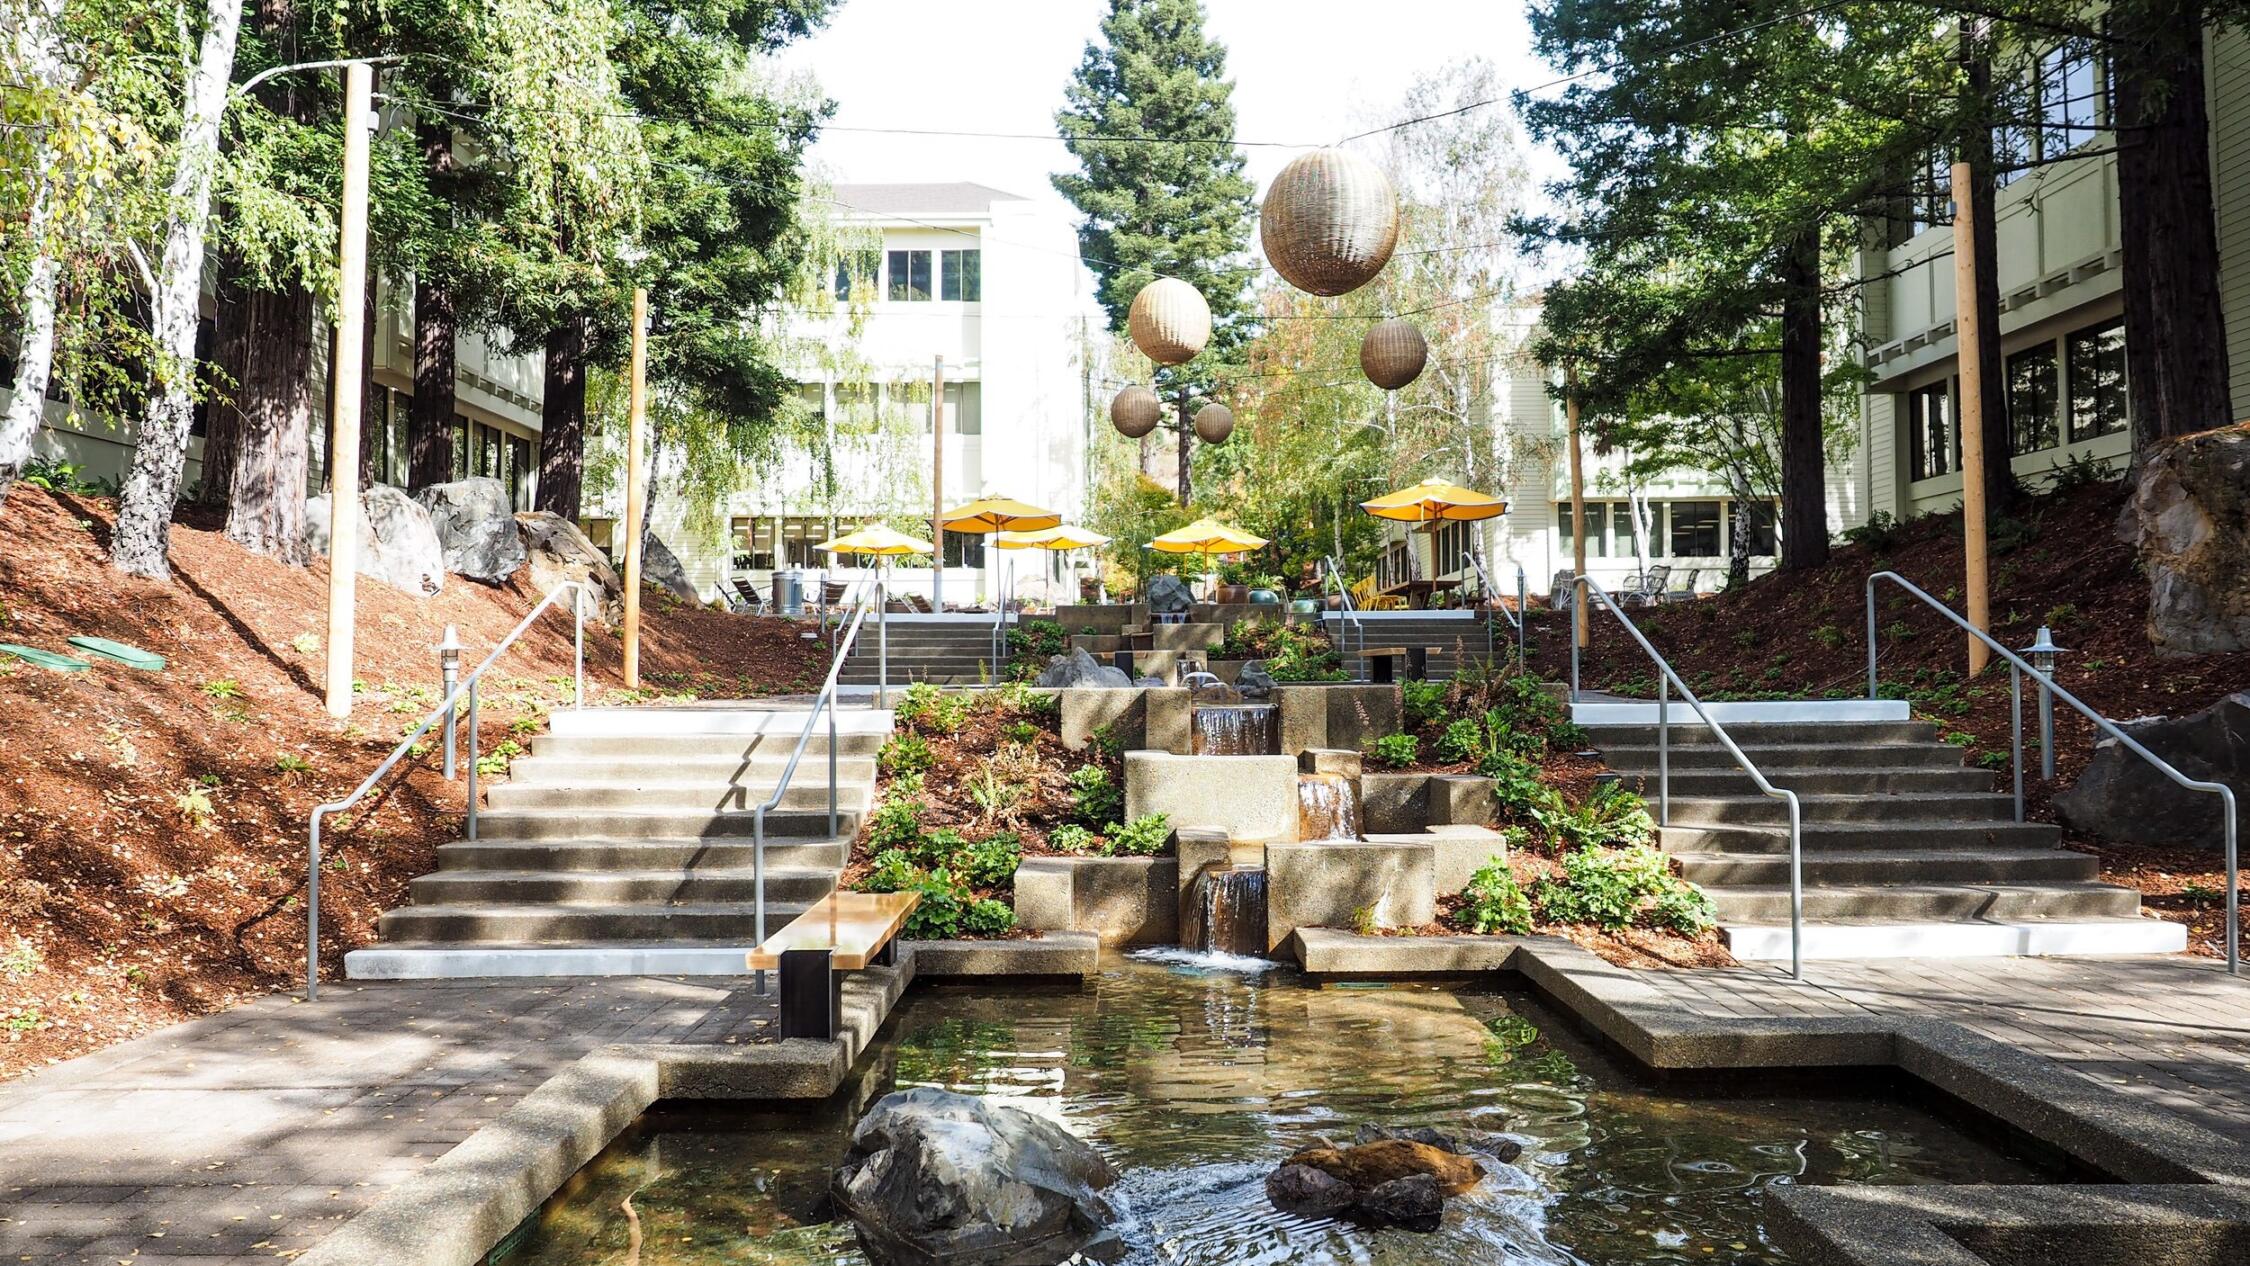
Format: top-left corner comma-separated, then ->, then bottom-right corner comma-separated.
1369,826 -> 1509,893
1274,685 -> 1331,755
1152,622 -> 1225,651
1069,634 -> 1127,655
1429,774 -> 1496,827
1125,751 -> 1300,842
1291,927 -> 1520,976
1011,856 -> 1179,945
1326,685 -> 1401,751
1145,688 -> 1193,753
909,931 -> 1100,979
1359,773 -> 1431,835
1298,748 -> 1363,777
1055,604 -> 1140,633
1060,687 -> 1145,753
1264,839 -> 1435,952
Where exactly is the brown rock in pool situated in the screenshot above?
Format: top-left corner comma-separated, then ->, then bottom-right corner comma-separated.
1284,1138 -> 1487,1196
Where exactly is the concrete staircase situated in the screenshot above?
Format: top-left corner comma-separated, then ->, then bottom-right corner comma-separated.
1585,716 -> 2186,960
344,705 -> 890,978
1323,612 -> 1500,681
839,617 -> 1002,687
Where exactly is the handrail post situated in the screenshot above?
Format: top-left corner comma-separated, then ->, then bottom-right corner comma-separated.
1787,793 -> 1804,981
754,806 -> 768,996
1569,577 -> 1582,702
1657,671 -> 1670,825
2009,664 -> 2024,822
464,680 -> 480,841
828,696 -> 839,838
2224,791 -> 2239,975
306,813 -> 323,1001
878,574 -> 889,709
573,584 -> 585,710
1516,565 -> 1527,673
1864,576 -> 1880,700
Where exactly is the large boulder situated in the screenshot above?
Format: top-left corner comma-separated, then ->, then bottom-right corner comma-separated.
1034,648 -> 1133,689
1146,573 -> 1193,615
413,477 -> 525,584
514,511 -> 622,623
2120,425 -> 2250,655
2054,691 -> 2250,850
1265,1133 -> 1488,1231
1237,660 -> 1276,700
305,484 -> 445,596
832,1088 -> 1120,1266
641,531 -> 700,602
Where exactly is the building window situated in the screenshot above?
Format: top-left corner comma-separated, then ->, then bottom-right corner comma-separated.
941,249 -> 981,302
887,249 -> 931,302
1731,500 -> 1778,556
2039,45 -> 2099,159
1555,502 -> 1606,558
1668,501 -> 1721,557
2006,344 -> 2060,455
1907,380 -> 1955,480
507,434 -> 531,508
1609,503 -> 1640,560
833,250 -> 881,301
2066,318 -> 2128,442
730,518 -> 775,572
1432,519 -> 1472,575
942,531 -> 986,568
942,381 -> 982,435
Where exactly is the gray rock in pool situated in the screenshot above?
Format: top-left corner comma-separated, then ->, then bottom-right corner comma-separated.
832,1087 -> 1122,1266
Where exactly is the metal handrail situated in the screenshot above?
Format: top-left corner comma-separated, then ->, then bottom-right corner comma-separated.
1321,555 -> 1366,660
1465,551 -> 1528,671
305,580 -> 590,999
990,563 -> 1010,679
742,577 -> 883,991
1570,574 -> 1809,979
1866,570 -> 2240,975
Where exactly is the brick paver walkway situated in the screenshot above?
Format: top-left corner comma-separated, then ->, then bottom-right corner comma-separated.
0,977 -> 774,1265
1631,954 -> 2250,1141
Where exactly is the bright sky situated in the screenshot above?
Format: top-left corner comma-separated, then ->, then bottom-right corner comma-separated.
774,0 -> 1565,214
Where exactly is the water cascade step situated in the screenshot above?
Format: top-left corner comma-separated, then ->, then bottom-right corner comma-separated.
1194,704 -> 1276,755
1183,866 -> 1268,957
1297,772 -> 1361,841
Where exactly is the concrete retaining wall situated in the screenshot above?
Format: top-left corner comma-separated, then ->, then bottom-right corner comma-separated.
1058,687 -> 1192,753
1264,839 -> 1435,952
1013,856 -> 1180,945
1275,684 -> 1400,755
1124,751 -> 1300,842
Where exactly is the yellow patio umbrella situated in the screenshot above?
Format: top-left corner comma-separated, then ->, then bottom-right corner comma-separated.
1358,478 -> 1508,523
815,524 -> 935,557
939,496 -> 1063,534
1146,517 -> 1269,556
996,525 -> 1111,610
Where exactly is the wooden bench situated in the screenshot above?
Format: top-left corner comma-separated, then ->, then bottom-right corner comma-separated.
1356,644 -> 1443,683
746,890 -> 920,1040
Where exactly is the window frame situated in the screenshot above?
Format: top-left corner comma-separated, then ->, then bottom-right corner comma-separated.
887,249 -> 932,302
2005,342 -> 2061,456
940,249 -> 981,302
2065,317 -> 2129,443
1907,380 -> 1956,482
1668,500 -> 1722,558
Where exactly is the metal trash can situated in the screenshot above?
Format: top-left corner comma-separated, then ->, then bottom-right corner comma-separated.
776,569 -> 805,618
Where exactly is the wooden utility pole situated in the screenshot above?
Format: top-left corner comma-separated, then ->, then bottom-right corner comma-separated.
621,287 -> 649,689
1175,385 -> 1192,506
1565,367 -> 1589,650
929,355 -> 946,610
1951,160 -> 1993,676
322,61 -> 372,719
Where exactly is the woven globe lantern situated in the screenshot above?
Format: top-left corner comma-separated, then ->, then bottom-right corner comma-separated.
1127,278 -> 1211,365
1192,402 -> 1235,445
1360,319 -> 1428,391
1111,385 -> 1162,439
1260,147 -> 1401,297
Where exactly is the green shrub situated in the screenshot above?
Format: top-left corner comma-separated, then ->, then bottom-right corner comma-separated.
1535,845 -> 1710,933
894,682 -> 970,735
901,870 -> 968,939
962,833 -> 1022,888
1005,720 -> 1039,745
914,826 -> 969,869
962,898 -> 1018,937
1049,823 -> 1098,853
1401,679 -> 1449,729
1435,715 -> 1491,764
1066,763 -> 1122,826
1364,732 -> 1420,769
858,849 -> 920,894
1089,723 -> 1125,763
868,799 -> 926,852
1480,749 -> 1563,822
1104,812 -> 1171,856
1647,883 -> 1718,935
880,733 -> 935,777
1453,859 -> 1534,934
1843,510 -> 1901,552
1540,781 -> 1655,852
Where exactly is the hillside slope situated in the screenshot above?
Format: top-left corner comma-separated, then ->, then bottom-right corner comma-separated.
0,487 -> 826,1077
1530,477 -> 2250,954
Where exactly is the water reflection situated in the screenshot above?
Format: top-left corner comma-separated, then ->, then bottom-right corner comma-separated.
514,958 -> 2051,1266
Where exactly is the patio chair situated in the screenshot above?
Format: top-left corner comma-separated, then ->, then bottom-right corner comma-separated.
1660,567 -> 1700,604
718,578 -> 763,614
1548,569 -> 1577,611
1626,564 -> 1670,608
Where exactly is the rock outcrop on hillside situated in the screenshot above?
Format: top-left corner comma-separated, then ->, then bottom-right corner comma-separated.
2055,690 -> 2250,850
305,485 -> 445,596
2120,425 -> 2250,655
514,511 -> 622,622
414,478 -> 526,584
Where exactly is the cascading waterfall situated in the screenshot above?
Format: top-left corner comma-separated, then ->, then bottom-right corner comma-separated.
1182,866 -> 1268,958
1297,772 -> 1362,841
1193,704 -> 1276,755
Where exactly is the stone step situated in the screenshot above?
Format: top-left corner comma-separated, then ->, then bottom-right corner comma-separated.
1656,819 -> 2063,854
1660,792 -> 2016,827
1720,916 -> 2186,961
467,807 -> 862,841
346,941 -> 804,979
482,781 -> 870,814
1701,880 -> 2145,923
408,866 -> 840,906
436,837 -> 853,871
530,732 -> 886,760
1671,847 -> 2100,887
1614,767 -> 1997,797
1594,743 -> 1970,771
375,902 -> 814,943
548,707 -> 893,739
1581,720 -> 1944,748
506,755 -> 879,787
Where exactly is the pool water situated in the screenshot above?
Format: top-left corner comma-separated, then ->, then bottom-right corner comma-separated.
508,955 -> 2055,1266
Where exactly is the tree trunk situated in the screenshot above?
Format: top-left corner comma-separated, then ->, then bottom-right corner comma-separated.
112,0 -> 246,579
408,273 -> 456,488
356,272 -> 382,487
0,0 -> 73,505
1174,390 -> 1191,505
1776,231 -> 1829,571
1961,44 -> 2014,512
1724,465 -> 1753,590
535,315 -> 588,519
198,269 -> 250,507
223,284 -> 313,562
2115,0 -> 2232,446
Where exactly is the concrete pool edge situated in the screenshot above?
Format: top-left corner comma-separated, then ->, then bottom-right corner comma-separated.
295,937 -> 2250,1266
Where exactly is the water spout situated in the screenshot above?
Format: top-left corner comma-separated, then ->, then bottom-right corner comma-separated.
1297,772 -> 1362,841
1193,704 -> 1276,755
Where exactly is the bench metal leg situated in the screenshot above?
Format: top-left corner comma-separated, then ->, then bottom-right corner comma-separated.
1371,656 -> 1395,684
1116,649 -> 1135,679
1406,647 -> 1428,682
777,948 -> 840,1041
872,936 -> 897,968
